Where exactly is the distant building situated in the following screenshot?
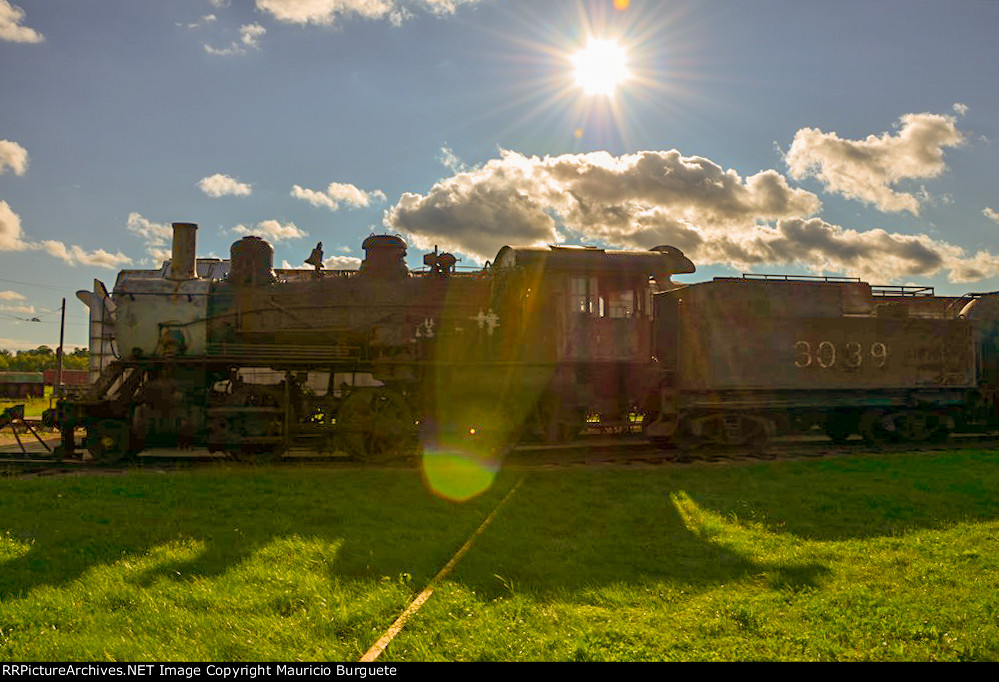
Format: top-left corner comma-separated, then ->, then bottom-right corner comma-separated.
0,372 -> 45,399
43,369 -> 89,387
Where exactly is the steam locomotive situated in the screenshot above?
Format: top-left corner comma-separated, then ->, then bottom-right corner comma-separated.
60,222 -> 999,463
61,222 -> 695,462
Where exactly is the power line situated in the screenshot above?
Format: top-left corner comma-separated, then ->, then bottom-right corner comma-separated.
0,276 -> 74,293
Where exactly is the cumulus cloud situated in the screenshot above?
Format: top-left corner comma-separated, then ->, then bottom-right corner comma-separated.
0,0 -> 43,43
205,23 -> 266,56
384,146 -> 999,284
0,302 -> 33,315
38,241 -> 132,269
0,139 -> 28,175
232,219 -> 308,242
291,182 -> 386,211
198,173 -> 253,198
686,217 -> 970,283
438,145 -> 468,173
0,200 -> 29,251
2,201 -> 129,268
423,0 -> 483,13
125,211 -> 174,262
386,148 -> 821,262
256,0 -> 397,25
179,14 -> 218,30
984,208 -> 999,225
785,111 -> 965,214
254,0 -> 486,26
280,255 -> 361,270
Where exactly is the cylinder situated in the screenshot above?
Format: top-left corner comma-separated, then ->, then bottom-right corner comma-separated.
169,222 -> 198,280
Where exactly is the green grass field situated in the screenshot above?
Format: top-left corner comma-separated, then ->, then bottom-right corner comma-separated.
1,450 -> 998,661
0,394 -> 51,417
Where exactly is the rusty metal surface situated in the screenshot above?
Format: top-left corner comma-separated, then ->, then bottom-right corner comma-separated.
61,223 -> 999,462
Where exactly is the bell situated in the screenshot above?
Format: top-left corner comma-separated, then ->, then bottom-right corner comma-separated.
305,242 -> 324,269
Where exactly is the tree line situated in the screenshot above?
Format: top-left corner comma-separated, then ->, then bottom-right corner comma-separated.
0,346 -> 89,373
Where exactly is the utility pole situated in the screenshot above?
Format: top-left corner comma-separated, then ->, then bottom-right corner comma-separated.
57,297 -> 65,400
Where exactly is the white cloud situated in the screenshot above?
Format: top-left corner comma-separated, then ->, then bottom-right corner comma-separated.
1,202 -> 128,268
438,145 -> 467,173
254,0 -> 486,26
0,336 -> 52,351
198,173 -> 253,198
0,290 -> 25,301
281,255 -> 361,270
255,0 -> 395,25
38,240 -> 131,269
205,23 -> 266,56
386,148 -> 821,263
422,0 -> 482,13
0,200 -> 29,251
291,182 -> 386,210
384,146 -> 999,284
0,0 -> 43,43
180,14 -> 218,30
240,23 -> 266,49
785,111 -> 965,214
0,302 -> 34,315
0,139 -> 29,175
232,219 -> 308,242
126,212 -> 174,262
984,208 -> 999,225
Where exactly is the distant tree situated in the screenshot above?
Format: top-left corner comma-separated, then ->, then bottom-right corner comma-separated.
0,346 -> 88,372
64,348 -> 90,370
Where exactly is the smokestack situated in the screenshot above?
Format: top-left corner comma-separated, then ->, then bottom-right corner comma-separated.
169,222 -> 198,280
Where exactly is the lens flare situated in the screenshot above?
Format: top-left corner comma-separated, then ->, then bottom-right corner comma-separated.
421,448 -> 500,502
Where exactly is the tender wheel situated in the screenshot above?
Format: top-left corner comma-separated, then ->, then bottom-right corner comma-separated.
894,411 -> 937,443
825,413 -> 858,444
859,411 -> 894,447
338,388 -> 417,462
531,396 -> 586,444
670,425 -> 700,462
699,413 -> 771,452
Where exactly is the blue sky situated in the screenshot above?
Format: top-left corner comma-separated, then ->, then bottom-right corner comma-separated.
1,0 -> 998,350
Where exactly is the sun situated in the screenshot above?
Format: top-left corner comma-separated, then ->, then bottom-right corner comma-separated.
571,39 -> 630,96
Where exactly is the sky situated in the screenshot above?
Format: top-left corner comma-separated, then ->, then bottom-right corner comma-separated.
1,0 -> 998,351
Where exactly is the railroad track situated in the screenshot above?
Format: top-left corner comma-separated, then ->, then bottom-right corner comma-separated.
4,431 -> 998,477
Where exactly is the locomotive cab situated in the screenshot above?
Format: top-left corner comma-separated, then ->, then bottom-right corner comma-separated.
489,244 -> 695,439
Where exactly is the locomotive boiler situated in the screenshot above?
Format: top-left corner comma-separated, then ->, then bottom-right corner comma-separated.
61,222 -> 696,462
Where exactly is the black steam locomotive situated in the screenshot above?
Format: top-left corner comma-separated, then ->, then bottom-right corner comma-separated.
60,222 -> 999,462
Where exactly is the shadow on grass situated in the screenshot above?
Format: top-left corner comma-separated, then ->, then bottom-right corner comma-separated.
450,472 -> 833,599
0,465 -> 507,601
1,450 -> 996,603
673,450 -> 999,542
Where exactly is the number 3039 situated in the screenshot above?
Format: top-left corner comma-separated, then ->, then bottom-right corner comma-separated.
794,340 -> 888,369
